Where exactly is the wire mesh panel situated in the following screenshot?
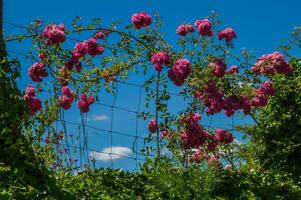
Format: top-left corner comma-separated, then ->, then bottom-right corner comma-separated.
4,21 -> 254,173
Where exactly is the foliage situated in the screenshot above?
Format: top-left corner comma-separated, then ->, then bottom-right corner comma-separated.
0,52 -> 66,199
214,168 -> 301,199
239,57 -> 301,178
55,162 -> 301,199
57,164 -> 218,200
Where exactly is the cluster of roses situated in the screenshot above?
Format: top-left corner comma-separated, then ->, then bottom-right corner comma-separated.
209,59 -> 227,77
189,149 -> 220,167
58,86 -> 76,110
58,86 -> 95,113
150,52 -> 170,72
150,52 -> 191,86
26,30 -> 51,113
28,62 -> 48,82
209,59 -> 239,78
23,85 -> 42,114
176,19 -> 236,44
194,19 -> 213,37
61,37 -> 105,75
26,23 -> 100,114
94,30 -> 110,40
198,52 -> 292,116
73,38 -> 104,60
61,30 -> 103,112
195,80 -> 226,115
252,51 -> 293,75
178,113 -> 233,165
251,81 -> 276,107
42,24 -> 66,45
179,113 -> 208,149
147,114 -> 233,166
42,23 -> 106,81
77,93 -> 95,113
218,28 -> 237,43
195,79 -> 277,116
176,24 -> 194,36
179,113 -> 232,149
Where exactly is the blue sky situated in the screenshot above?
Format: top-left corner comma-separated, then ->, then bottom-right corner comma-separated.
4,0 -> 301,170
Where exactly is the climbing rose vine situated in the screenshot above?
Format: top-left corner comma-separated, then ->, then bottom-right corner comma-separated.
21,11 -> 294,169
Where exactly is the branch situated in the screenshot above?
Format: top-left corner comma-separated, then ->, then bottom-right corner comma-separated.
4,26 -> 153,52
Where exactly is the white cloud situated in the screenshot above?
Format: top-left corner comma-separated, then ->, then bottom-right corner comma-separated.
89,146 -> 133,162
89,114 -> 109,121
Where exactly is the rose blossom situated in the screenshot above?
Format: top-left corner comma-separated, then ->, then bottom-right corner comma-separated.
131,12 -> 151,29
214,128 -> 234,144
150,52 -> 170,72
194,19 -> 213,37
209,59 -> 227,78
94,30 -> 110,39
227,65 -> 239,74
148,119 -> 158,133
160,130 -> 168,138
86,38 -> 104,56
28,62 -> 48,82
257,81 -> 276,96
168,58 -> 191,86
73,42 -> 88,60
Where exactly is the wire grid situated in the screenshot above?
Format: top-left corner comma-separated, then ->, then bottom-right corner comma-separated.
4,21 -> 242,172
